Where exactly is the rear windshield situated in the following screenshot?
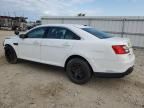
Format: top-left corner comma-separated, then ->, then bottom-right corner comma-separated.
82,28 -> 113,39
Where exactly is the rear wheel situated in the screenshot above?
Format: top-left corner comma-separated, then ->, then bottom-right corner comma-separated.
66,58 -> 92,84
4,45 -> 18,64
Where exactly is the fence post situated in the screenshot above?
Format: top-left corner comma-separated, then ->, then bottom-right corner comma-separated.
88,19 -> 91,26
61,18 -> 64,24
121,18 -> 126,37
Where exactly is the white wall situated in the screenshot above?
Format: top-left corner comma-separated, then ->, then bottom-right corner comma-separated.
41,16 -> 144,47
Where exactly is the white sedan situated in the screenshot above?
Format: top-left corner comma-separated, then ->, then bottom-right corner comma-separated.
3,24 -> 135,84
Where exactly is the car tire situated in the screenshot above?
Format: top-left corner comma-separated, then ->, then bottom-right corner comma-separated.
4,45 -> 18,64
66,58 -> 92,84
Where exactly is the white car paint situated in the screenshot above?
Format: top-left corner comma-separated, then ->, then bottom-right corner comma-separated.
4,24 -> 135,74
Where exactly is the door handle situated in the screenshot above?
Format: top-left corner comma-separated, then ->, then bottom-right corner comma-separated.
33,41 -> 39,45
62,43 -> 71,47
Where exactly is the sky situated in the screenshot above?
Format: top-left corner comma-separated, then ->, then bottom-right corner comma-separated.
0,0 -> 144,21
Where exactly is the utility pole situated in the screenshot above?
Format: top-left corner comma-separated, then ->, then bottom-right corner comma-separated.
14,11 -> 16,17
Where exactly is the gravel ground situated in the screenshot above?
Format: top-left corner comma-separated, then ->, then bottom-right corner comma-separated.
0,30 -> 144,108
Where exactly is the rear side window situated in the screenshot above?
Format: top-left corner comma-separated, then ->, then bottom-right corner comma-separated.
65,30 -> 80,40
46,27 -> 80,40
82,28 -> 113,39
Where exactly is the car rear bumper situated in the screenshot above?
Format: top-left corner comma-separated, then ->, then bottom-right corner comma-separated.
94,66 -> 134,78
89,53 -> 135,74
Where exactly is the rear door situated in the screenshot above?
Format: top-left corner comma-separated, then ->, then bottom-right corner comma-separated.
41,27 -> 81,66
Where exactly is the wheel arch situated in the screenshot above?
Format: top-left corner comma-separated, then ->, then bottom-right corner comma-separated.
5,44 -> 12,48
4,44 -> 18,56
64,55 -> 93,73
4,44 -> 14,50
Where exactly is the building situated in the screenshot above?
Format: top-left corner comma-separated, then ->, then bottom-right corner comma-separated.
0,16 -> 13,28
0,16 -> 27,31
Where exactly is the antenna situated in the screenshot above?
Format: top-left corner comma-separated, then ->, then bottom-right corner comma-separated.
14,11 -> 16,17
22,12 -> 24,17
3,11 -> 6,16
8,11 -> 10,16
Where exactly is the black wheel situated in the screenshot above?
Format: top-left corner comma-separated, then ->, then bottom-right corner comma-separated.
66,58 -> 92,84
4,45 -> 18,64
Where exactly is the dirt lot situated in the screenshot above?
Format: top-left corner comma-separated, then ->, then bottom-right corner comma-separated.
0,30 -> 144,108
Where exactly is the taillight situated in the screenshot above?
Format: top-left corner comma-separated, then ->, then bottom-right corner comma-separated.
112,45 -> 129,54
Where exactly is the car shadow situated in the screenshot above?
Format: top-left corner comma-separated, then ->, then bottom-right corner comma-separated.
18,60 -> 132,83
18,59 -> 66,76
17,59 -> 137,90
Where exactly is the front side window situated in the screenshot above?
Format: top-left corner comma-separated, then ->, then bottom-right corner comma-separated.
46,27 -> 80,40
27,27 -> 46,38
82,28 -> 113,39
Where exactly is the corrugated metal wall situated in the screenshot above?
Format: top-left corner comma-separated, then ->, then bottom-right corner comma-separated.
41,16 -> 144,47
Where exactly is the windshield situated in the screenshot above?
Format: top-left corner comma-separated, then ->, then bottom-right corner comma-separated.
82,28 -> 113,39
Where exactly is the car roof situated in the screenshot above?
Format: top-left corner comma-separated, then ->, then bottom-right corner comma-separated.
38,24 -> 91,29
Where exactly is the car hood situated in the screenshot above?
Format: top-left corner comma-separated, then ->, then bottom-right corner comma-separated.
6,35 -> 19,39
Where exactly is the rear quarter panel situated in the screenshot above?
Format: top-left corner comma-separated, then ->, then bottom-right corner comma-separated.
63,40 -> 114,71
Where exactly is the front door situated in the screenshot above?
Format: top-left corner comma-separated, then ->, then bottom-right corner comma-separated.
18,27 -> 46,62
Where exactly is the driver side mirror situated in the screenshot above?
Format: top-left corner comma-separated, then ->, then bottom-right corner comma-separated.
19,34 -> 27,39
14,30 -> 19,35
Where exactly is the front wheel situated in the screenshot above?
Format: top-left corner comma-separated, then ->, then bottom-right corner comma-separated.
66,58 -> 92,84
4,45 -> 18,64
